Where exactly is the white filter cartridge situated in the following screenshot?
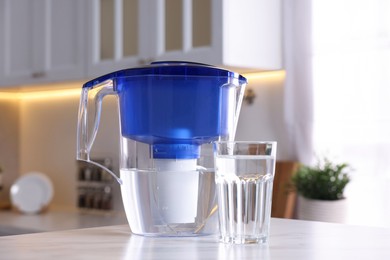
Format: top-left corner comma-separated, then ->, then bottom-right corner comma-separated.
154,159 -> 198,172
154,159 -> 199,224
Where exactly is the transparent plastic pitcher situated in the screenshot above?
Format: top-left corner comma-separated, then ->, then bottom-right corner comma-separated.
77,61 -> 247,236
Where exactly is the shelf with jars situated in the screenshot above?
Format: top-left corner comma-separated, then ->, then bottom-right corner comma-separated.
77,158 -> 114,212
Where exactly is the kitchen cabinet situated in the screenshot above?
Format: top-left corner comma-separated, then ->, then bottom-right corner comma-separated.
0,0 -> 85,87
86,0 -> 143,76
0,0 -> 281,88
156,0 -> 282,71
88,0 -> 282,78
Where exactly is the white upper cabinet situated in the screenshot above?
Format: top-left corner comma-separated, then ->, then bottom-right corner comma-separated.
0,0 -> 281,87
153,0 -> 282,71
87,0 -> 281,77
0,0 -> 85,87
86,0 -> 143,77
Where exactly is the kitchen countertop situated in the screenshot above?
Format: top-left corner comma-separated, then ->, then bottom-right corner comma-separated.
0,218 -> 390,259
0,208 -> 127,235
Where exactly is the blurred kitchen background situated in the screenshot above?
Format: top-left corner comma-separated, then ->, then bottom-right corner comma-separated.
0,0 -> 389,234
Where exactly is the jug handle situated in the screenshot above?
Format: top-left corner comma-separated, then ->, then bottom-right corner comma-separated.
76,79 -> 123,185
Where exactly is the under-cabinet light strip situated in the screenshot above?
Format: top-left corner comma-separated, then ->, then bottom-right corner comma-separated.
243,70 -> 285,80
0,88 -> 81,101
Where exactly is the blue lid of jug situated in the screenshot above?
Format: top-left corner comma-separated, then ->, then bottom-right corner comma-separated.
83,61 -> 247,160
83,61 -> 247,88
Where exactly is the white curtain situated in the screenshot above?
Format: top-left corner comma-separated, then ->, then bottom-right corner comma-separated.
284,0 -> 390,227
283,0 -> 314,165
311,0 -> 390,178
284,0 -> 390,176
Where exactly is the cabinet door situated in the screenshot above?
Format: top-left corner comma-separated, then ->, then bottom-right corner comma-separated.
0,0 -> 36,86
87,0 -> 220,77
86,0 -> 281,76
42,0 -> 85,82
87,0 -> 147,77
0,0 -> 84,87
150,0 -> 221,64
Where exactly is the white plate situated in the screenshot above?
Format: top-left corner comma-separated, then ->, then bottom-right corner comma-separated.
10,172 -> 54,214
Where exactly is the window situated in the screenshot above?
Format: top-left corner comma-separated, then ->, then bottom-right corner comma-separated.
312,0 -> 390,178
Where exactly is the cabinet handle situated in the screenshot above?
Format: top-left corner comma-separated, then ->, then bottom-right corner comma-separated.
32,71 -> 46,78
138,59 -> 147,65
138,58 -> 154,65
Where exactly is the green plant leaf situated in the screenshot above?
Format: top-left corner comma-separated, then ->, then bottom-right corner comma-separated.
291,158 -> 351,200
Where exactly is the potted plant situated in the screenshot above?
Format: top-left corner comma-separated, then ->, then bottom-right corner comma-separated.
292,157 -> 351,223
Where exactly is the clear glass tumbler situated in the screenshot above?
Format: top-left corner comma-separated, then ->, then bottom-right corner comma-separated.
214,141 -> 277,244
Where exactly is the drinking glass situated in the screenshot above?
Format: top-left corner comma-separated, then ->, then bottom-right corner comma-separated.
214,141 -> 277,244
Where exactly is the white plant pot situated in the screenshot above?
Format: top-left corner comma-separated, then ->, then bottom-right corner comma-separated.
297,196 -> 348,223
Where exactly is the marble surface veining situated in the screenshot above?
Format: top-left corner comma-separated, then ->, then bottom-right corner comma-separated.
0,218 -> 390,259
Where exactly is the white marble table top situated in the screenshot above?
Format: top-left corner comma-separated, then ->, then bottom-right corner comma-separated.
0,218 -> 390,259
0,208 -> 127,235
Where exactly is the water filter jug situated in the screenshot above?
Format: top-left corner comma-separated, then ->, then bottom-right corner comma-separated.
77,61 -> 247,236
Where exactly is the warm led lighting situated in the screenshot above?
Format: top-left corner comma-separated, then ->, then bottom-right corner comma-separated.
0,89 -> 81,101
243,70 -> 286,81
0,81 -> 83,101
20,88 -> 81,100
0,92 -> 21,100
